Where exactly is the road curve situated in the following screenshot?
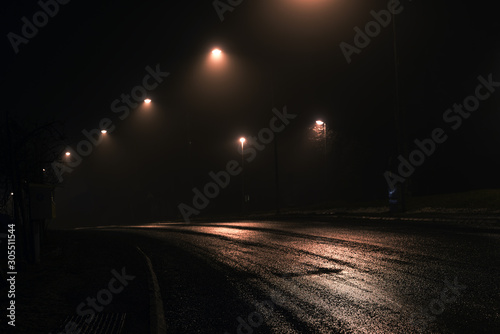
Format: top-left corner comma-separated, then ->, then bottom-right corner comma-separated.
105,220 -> 500,333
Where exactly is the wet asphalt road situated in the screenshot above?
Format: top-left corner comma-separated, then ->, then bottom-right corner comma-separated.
108,219 -> 500,333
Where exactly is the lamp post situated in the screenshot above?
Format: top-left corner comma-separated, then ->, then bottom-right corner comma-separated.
316,120 -> 328,188
239,137 -> 246,213
316,120 -> 327,158
268,68 -> 280,215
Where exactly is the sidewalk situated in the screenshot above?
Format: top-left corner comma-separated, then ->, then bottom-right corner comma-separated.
183,206 -> 500,232
248,206 -> 500,231
1,229 -> 151,334
271,206 -> 500,219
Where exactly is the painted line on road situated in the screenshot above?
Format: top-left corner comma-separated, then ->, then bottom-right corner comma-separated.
136,246 -> 167,334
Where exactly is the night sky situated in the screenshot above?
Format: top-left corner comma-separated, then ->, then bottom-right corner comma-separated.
2,0 -> 499,226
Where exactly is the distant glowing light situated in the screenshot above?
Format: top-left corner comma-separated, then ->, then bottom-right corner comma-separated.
316,120 -> 324,125
101,130 -> 107,134
212,48 -> 222,56
144,98 -> 152,103
10,192 -> 14,196
240,137 -> 246,144
43,168 -> 46,172
65,152 -> 71,156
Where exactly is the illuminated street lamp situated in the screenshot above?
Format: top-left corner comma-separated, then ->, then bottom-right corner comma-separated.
239,137 -> 246,213
316,120 -> 327,154
65,152 -> 71,157
209,48 -> 225,67
144,98 -> 152,104
316,120 -> 327,183
101,129 -> 107,134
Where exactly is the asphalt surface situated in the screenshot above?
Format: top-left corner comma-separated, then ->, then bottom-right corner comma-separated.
99,219 -> 500,333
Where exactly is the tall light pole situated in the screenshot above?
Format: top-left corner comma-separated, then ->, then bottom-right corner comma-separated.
316,120 -> 327,158
316,120 -> 328,189
239,137 -> 246,214
268,68 -> 280,215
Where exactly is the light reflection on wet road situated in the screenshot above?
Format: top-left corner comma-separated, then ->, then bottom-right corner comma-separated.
113,220 -> 500,333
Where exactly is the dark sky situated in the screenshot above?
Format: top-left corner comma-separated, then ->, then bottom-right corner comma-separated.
2,0 -> 499,225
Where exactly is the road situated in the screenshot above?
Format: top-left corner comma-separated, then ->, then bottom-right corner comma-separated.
104,219 -> 500,333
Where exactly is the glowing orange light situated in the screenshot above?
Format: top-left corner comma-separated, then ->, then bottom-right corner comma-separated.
240,137 -> 246,144
65,152 -> 71,156
316,120 -> 324,125
144,98 -> 152,103
101,130 -> 107,134
212,48 -> 222,56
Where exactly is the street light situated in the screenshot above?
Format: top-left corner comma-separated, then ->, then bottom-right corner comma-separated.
316,120 -> 327,185
65,152 -> 71,157
316,120 -> 327,155
101,129 -> 107,134
208,48 -> 226,70
239,137 -> 246,213
183,48 -> 226,190
144,98 -> 152,104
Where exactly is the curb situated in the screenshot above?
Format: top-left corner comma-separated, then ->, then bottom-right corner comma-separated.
136,246 -> 167,334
